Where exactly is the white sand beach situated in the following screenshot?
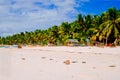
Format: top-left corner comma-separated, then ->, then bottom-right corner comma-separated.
0,46 -> 120,80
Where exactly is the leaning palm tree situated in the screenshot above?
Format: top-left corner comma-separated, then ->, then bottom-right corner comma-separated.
100,8 -> 120,43
91,8 -> 120,44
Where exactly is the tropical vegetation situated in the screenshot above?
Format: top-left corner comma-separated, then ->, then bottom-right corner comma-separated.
0,7 -> 120,46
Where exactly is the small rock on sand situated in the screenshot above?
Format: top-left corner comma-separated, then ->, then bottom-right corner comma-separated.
41,57 -> 46,59
64,60 -> 70,65
21,58 -> 25,60
71,61 -> 77,63
109,65 -> 116,67
49,58 -> 53,60
82,61 -> 86,63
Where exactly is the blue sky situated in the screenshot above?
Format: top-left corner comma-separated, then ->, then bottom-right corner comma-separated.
0,0 -> 120,37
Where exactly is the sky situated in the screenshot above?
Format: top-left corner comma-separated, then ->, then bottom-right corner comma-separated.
0,0 -> 120,37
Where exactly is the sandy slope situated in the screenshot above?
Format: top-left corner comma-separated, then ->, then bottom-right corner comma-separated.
0,46 -> 120,80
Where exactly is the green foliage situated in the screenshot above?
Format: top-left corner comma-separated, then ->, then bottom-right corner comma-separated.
0,7 -> 120,45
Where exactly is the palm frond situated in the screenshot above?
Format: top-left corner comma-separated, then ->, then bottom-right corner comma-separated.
114,26 -> 119,37
107,23 -> 113,37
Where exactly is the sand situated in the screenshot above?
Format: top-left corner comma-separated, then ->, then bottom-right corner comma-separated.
0,46 -> 120,80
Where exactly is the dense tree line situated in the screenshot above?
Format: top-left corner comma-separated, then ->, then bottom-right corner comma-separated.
0,7 -> 120,46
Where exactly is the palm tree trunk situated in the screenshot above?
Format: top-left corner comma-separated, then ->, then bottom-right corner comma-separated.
106,37 -> 108,46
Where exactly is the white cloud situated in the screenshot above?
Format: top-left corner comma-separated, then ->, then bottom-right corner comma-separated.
0,0 -> 89,37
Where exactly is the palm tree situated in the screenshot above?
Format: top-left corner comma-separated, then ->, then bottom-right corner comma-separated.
84,15 -> 92,31
90,8 -> 120,44
69,21 -> 80,39
58,22 -> 71,45
100,8 -> 120,43
77,14 -> 84,25
46,25 -> 59,45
